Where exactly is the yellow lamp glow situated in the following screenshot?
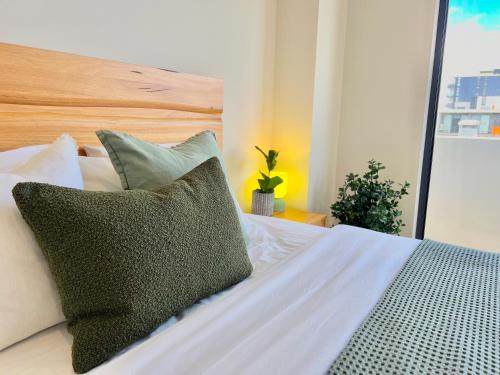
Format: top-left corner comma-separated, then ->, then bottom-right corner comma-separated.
270,171 -> 288,198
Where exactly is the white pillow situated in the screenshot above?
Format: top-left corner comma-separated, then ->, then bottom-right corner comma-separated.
0,144 -> 48,171
1,146 -> 135,192
0,134 -> 83,350
79,156 -> 122,191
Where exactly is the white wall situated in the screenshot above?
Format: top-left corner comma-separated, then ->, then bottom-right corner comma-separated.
270,0 -> 438,232
269,0 -> 438,233
271,0 -> 319,210
308,0 -> 348,215
334,0 -> 438,236
0,0 -> 277,211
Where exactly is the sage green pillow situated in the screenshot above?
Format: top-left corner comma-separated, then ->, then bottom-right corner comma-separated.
96,130 -> 248,243
13,157 -> 252,374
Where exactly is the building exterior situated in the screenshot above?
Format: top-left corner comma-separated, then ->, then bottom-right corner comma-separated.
439,69 -> 500,136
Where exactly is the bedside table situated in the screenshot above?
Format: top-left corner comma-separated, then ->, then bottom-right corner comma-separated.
273,208 -> 327,227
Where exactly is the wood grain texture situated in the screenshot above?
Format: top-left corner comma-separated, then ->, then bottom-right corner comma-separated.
0,43 -> 223,151
273,208 -> 327,227
0,43 -> 223,113
0,104 -> 222,150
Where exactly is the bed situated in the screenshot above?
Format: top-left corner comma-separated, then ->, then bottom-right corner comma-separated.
0,213 -> 419,374
0,43 -> 498,375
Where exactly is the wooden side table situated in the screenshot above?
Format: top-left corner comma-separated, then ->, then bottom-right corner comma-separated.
273,208 -> 327,227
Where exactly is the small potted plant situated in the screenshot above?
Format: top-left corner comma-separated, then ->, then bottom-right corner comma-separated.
252,146 -> 283,216
331,159 -> 410,234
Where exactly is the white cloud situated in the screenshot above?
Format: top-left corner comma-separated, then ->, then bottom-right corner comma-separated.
438,21 -> 500,110
443,21 -> 500,76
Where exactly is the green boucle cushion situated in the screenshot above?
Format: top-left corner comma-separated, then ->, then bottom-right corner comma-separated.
13,157 -> 252,373
96,129 -> 249,244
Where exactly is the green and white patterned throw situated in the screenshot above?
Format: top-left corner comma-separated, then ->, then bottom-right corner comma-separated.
329,240 -> 499,374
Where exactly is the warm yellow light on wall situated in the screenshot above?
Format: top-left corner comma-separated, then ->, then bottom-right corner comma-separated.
270,171 -> 288,198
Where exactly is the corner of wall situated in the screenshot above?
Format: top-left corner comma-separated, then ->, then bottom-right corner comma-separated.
270,0 -> 320,211
307,0 -> 349,214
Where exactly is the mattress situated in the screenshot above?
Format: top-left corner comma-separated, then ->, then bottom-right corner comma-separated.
0,214 -> 329,374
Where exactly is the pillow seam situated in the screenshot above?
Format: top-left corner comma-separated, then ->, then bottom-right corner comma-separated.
169,130 -> 216,151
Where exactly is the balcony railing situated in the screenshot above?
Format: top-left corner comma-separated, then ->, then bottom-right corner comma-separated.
425,135 -> 500,252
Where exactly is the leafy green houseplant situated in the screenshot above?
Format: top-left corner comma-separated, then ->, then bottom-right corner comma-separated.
251,146 -> 283,216
331,160 -> 410,235
254,146 -> 283,193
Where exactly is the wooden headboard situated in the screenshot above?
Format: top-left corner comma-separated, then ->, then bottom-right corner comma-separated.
0,43 -> 223,151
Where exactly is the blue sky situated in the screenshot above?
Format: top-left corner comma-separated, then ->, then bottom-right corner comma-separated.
449,0 -> 500,30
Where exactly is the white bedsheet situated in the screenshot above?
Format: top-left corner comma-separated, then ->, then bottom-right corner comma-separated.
0,215 -> 420,374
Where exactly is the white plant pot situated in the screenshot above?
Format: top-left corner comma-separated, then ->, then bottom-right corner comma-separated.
251,190 -> 275,216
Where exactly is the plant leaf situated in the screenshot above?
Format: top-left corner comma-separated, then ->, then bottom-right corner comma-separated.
331,159 -> 410,234
266,176 -> 283,191
254,146 -> 268,159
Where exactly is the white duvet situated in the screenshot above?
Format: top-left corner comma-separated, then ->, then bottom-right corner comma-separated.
0,215 -> 420,375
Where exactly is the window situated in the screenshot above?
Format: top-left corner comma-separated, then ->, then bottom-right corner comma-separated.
417,0 -> 500,251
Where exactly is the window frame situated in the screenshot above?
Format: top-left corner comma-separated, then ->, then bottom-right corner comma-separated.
415,0 -> 450,239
